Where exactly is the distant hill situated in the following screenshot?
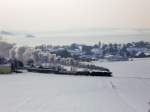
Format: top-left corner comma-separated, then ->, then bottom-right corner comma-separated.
0,30 -> 36,38
26,34 -> 35,38
0,31 -> 14,36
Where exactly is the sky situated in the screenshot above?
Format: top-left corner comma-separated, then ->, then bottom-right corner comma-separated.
0,0 -> 150,46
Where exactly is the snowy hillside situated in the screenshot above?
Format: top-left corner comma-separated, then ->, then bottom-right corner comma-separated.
0,58 -> 150,112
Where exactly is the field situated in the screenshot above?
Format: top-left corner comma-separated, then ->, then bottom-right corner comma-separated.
0,58 -> 150,112
0,65 -> 11,74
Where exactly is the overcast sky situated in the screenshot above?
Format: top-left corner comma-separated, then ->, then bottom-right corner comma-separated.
0,0 -> 150,45
0,0 -> 150,31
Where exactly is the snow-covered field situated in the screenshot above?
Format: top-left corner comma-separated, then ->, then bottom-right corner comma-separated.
0,58 -> 150,112
94,58 -> 150,78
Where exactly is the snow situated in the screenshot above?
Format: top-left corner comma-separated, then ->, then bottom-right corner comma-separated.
94,58 -> 150,78
0,58 -> 150,112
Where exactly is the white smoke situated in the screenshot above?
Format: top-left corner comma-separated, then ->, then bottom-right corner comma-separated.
9,47 -> 16,59
23,48 -> 34,64
0,41 -> 14,57
9,46 -> 36,64
9,46 -> 57,65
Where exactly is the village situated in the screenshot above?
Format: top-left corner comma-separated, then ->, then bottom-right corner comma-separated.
0,41 -> 150,74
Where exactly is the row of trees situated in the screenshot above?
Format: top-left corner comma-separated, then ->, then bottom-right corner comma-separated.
34,41 -> 150,61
